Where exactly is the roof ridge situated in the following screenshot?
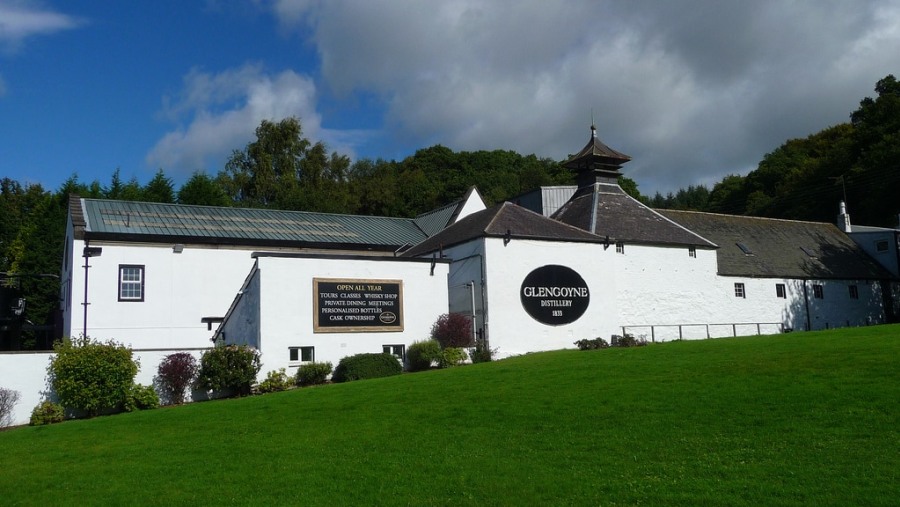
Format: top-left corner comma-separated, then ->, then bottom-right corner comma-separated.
659,209 -> 837,227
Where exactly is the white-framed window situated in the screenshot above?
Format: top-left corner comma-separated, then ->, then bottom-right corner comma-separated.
615,242 -> 625,254
688,246 -> 696,258
776,283 -> 786,299
383,344 -> 405,361
813,284 -> 824,299
289,346 -> 315,363
849,285 -> 859,300
734,283 -> 746,298
118,265 -> 145,302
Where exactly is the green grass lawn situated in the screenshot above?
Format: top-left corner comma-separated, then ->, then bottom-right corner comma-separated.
1,326 -> 898,506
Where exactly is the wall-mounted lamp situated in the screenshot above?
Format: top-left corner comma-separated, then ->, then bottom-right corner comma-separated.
603,235 -> 610,250
83,246 -> 103,258
173,244 -> 185,254
503,229 -> 512,246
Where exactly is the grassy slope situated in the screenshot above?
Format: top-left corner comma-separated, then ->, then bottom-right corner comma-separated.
1,326 -> 898,506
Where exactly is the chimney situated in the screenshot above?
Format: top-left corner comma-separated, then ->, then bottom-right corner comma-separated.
837,201 -> 852,233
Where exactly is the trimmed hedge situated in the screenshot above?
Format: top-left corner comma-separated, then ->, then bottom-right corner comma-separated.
196,345 -> 261,396
296,362 -> 333,387
49,336 -> 139,417
406,340 -> 442,372
332,353 -> 402,383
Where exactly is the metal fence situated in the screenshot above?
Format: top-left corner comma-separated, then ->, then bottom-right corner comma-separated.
621,322 -> 785,342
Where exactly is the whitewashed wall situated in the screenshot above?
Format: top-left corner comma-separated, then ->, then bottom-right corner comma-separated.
481,237 -> 619,358
0,348 -> 208,427
616,242 -> 885,340
616,244 -> 720,338
64,238 -> 261,349
219,254 -> 451,375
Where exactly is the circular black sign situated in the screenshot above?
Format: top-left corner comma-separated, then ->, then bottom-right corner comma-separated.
520,265 -> 590,326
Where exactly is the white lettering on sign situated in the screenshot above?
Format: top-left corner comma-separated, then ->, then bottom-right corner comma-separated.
522,286 -> 589,298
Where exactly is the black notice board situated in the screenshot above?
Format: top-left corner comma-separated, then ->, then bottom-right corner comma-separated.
313,278 -> 404,333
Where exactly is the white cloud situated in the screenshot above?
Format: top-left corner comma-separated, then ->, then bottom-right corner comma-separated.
148,64 -> 366,173
149,65 -> 318,172
0,1 -> 83,52
269,0 -> 900,194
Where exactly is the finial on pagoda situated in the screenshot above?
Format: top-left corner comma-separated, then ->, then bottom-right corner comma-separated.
564,123 -> 631,188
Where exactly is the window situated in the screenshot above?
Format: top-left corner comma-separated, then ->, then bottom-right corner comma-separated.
615,242 -> 625,254
688,246 -> 696,258
876,240 -> 889,253
776,283 -> 786,299
118,265 -> 145,302
813,284 -> 824,299
849,285 -> 859,300
734,283 -> 745,298
383,344 -> 405,361
289,346 -> 314,363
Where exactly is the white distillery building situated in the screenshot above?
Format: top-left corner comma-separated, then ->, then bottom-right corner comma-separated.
55,126 -> 898,364
2,125 -> 896,425
403,126 -> 897,357
47,125 -> 897,362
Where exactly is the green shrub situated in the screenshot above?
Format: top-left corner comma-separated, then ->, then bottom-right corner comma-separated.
258,368 -> 292,393
29,401 -> 65,426
156,352 -> 198,405
196,345 -> 261,396
124,384 -> 159,412
431,313 -> 474,348
574,337 -> 610,350
406,339 -> 442,371
612,334 -> 648,348
469,340 -> 496,363
296,362 -> 333,387
332,353 -> 402,383
49,336 -> 139,417
438,347 -> 468,368
0,387 -> 20,428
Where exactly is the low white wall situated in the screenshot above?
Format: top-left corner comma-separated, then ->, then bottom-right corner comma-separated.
0,348 -> 209,427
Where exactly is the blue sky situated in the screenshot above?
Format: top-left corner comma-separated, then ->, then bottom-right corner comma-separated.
2,1 -> 900,196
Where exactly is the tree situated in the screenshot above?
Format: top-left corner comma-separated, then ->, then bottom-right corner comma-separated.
142,169 -> 175,203
177,172 -> 231,206
849,74 -> 900,226
220,117 -> 309,208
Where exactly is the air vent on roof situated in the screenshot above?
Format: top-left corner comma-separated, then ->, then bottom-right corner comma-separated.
736,242 -> 754,255
800,246 -> 818,258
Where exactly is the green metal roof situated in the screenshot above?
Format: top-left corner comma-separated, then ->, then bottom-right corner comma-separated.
78,199 -> 429,249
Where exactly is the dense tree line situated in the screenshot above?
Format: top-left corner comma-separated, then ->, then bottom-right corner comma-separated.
648,75 -> 900,227
2,75 -> 898,347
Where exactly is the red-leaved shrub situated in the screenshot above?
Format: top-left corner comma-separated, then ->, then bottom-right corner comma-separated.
156,352 -> 198,405
430,313 -> 474,348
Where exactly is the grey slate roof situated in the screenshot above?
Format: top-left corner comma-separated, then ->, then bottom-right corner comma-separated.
552,183 -> 717,248
658,210 -> 895,280
74,198 -> 430,251
403,202 -> 607,257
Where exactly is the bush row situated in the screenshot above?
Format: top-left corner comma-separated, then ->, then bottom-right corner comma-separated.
20,314 -> 498,426
574,334 -> 650,351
